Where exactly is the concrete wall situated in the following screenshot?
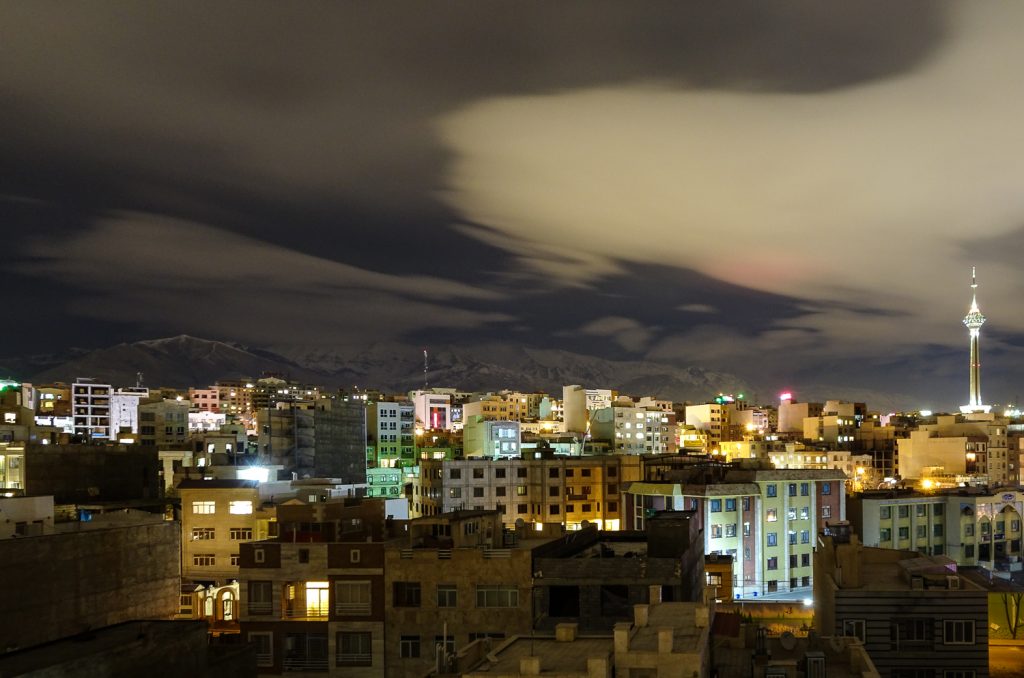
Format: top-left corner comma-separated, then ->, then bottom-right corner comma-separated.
25,443 -> 162,503
0,518 -> 180,652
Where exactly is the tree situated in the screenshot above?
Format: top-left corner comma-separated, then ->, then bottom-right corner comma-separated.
1001,591 -> 1024,639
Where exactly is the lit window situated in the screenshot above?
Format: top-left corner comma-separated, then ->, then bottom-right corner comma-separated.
229,500 -> 253,515
192,501 -> 215,514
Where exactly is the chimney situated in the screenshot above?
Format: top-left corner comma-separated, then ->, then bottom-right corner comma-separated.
613,622 -> 631,653
587,657 -> 610,678
634,604 -> 650,627
555,623 -> 578,642
658,628 -> 674,654
520,656 -> 541,675
649,584 -> 662,605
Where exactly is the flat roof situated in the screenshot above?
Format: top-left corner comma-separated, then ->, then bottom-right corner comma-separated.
468,636 -> 611,674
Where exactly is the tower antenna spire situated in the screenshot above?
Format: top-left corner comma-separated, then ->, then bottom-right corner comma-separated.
961,267 -> 989,414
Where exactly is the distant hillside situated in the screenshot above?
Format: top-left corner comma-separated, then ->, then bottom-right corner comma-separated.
22,335 -> 750,402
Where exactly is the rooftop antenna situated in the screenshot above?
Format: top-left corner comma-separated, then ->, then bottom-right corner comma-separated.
136,372 -> 144,388
423,349 -> 429,390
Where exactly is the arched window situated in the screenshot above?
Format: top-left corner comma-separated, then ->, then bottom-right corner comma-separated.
222,591 -> 235,621
204,594 -> 214,617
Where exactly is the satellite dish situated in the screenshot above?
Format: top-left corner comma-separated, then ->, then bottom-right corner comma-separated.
515,518 -> 526,529
779,631 -> 797,651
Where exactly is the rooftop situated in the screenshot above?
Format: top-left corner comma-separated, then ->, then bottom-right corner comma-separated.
464,635 -> 611,675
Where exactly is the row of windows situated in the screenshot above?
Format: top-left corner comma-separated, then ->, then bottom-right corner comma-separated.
766,554 -> 812,570
842,618 -> 975,647
880,504 -> 945,520
765,507 -> 812,521
764,482 -> 829,497
765,530 -> 811,547
449,466 -> 615,480
192,553 -> 239,566
190,527 -> 253,541
880,525 -> 943,541
191,500 -> 253,515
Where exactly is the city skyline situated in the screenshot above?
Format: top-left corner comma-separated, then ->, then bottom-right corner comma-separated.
5,3 -> 1024,408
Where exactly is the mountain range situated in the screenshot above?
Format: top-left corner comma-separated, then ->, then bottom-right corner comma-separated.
0,334 -> 917,409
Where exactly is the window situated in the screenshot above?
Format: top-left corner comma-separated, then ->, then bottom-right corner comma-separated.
494,486 -> 506,497
767,532 -> 778,547
449,488 -> 461,499
394,582 -> 422,607
725,524 -> 737,538
943,620 -> 974,644
549,505 -> 560,516
495,468 -> 506,479
191,527 -> 215,540
891,618 -> 932,647
710,499 -> 722,512
766,508 -> 777,522
608,501 -> 618,512
517,468 -> 527,478
400,635 -> 421,658
898,526 -> 909,540
516,485 -> 527,496
881,506 -> 892,520
517,504 -> 528,514
549,468 -> 559,478
800,507 -> 809,520
822,505 -> 832,519
710,524 -> 722,538
916,525 -> 927,538
725,498 -> 736,511
766,484 -> 777,497
229,500 -> 253,515
582,468 -> 591,477
437,584 -> 457,608
744,547 -> 751,561
789,531 -> 798,545
229,527 -> 253,540
476,585 -> 519,608
790,554 -> 798,569
898,505 -> 909,519
743,522 -> 751,536
822,482 -> 831,495
607,467 -> 616,477
767,557 -> 778,570
350,549 -> 361,564
473,467 -> 484,479
298,549 -> 309,563
1014,520 -> 1022,532
337,632 -> 372,667
800,483 -> 809,496
249,632 -> 273,667
192,553 -> 215,566
231,553 -> 240,566
450,469 -> 461,479
801,553 -> 810,567
549,486 -> 559,497
843,619 -> 866,643
742,497 -> 751,511
880,528 -> 892,542
789,484 -> 797,497
787,508 -> 797,521
335,581 -> 371,615
473,487 -> 484,498
964,523 -> 975,537
800,530 -> 810,544
192,501 -> 215,514
608,484 -> 618,495
964,544 -> 975,558
934,504 -> 944,516
916,504 -> 927,517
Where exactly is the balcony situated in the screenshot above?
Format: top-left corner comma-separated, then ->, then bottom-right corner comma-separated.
283,657 -> 328,672
248,602 -> 273,616
283,606 -> 329,619
336,652 -> 372,667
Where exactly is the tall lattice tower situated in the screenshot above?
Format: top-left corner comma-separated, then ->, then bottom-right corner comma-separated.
960,267 -> 990,414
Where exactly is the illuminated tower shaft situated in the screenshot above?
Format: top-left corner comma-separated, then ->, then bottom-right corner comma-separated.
963,267 -> 986,409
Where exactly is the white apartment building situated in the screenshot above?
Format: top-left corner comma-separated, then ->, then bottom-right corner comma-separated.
590,405 -> 676,455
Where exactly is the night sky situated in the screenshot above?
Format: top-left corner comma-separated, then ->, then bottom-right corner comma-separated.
4,2 -> 1024,409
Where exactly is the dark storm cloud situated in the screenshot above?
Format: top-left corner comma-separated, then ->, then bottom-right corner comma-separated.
1,0 -> 973,405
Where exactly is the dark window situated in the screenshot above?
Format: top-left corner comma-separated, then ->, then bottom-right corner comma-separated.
822,482 -> 831,495
394,582 -> 421,607
495,468 -> 506,479
399,635 -> 420,658
549,468 -> 559,478
473,468 -> 484,479
337,632 -> 372,667
298,549 -> 309,563
517,468 -> 527,478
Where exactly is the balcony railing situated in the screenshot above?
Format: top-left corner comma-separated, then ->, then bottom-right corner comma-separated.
283,657 -> 328,672
484,549 -> 512,559
255,653 -> 273,667
248,602 -> 273,616
335,602 -> 371,615
283,607 -> 329,619
336,653 -> 372,667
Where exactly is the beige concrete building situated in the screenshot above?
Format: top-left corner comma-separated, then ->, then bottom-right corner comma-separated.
179,479 -> 276,585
